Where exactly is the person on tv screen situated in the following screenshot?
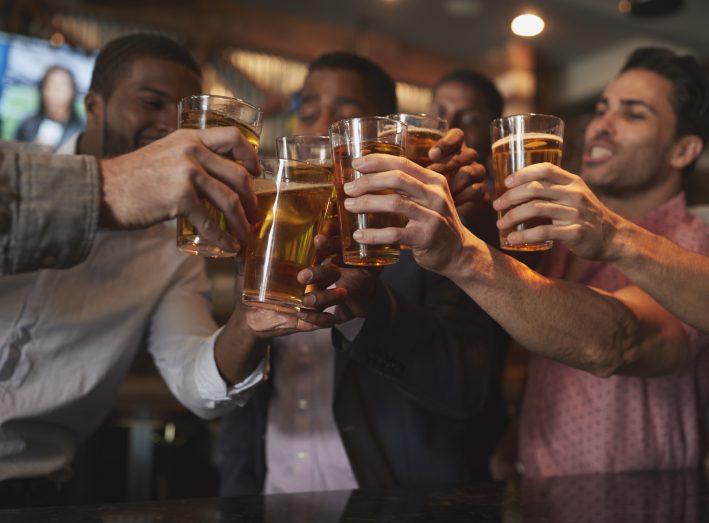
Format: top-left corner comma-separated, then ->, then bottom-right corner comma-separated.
15,65 -> 84,150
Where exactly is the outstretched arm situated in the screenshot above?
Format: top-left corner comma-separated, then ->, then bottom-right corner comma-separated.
1,127 -> 260,274
494,162 -> 709,333
343,154 -> 690,378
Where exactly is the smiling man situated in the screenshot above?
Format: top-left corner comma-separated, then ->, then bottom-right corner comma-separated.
76,35 -> 199,157
0,34 -> 343,508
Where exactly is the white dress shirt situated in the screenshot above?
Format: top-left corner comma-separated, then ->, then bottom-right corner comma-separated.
0,137 -> 265,480
264,317 -> 364,494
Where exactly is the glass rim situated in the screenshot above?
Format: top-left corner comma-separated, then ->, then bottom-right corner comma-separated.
178,94 -> 262,114
328,115 -> 405,134
491,113 -> 562,127
386,112 -> 448,125
259,156 -> 332,174
276,134 -> 330,142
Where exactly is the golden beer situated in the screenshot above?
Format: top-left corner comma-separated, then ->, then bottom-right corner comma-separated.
179,109 -> 260,148
491,132 -> 563,251
405,127 -> 445,167
332,141 -> 405,266
242,161 -> 332,312
176,96 -> 262,258
275,135 -> 338,246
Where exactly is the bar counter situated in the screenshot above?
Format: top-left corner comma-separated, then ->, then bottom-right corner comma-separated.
2,469 -> 706,522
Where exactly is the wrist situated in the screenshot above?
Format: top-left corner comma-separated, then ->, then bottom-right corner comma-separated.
441,230 -> 485,287
216,309 -> 269,385
604,211 -> 634,263
97,158 -> 119,228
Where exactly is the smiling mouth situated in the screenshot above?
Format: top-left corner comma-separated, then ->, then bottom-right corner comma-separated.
585,145 -> 613,163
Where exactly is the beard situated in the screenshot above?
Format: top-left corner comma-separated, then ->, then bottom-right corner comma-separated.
101,123 -> 135,158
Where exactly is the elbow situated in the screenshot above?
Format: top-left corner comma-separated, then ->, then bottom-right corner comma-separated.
583,312 -> 641,379
583,347 -> 625,378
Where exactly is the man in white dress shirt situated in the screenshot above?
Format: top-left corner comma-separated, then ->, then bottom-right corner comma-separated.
0,34 -> 341,507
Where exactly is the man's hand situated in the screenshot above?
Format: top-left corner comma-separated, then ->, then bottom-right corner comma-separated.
244,263 -> 347,337
492,162 -> 624,261
99,127 -> 260,252
428,128 -> 487,213
215,261 -> 346,386
343,154 -> 475,280
428,128 -> 488,224
303,234 -> 381,321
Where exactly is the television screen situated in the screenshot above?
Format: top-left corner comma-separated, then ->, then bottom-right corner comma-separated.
0,31 -> 96,150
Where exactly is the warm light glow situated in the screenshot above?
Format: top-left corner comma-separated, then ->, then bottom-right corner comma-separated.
618,0 -> 632,13
511,13 -> 545,37
49,32 -> 65,48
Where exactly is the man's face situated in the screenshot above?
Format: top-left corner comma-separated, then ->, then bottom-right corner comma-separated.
581,68 -> 680,197
294,68 -> 379,135
101,57 -> 201,157
431,81 -> 495,160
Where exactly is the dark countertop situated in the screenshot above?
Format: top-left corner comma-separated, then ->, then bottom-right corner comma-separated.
1,469 -> 706,522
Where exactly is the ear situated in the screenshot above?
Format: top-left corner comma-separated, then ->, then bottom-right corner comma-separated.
669,134 -> 703,171
84,91 -> 105,129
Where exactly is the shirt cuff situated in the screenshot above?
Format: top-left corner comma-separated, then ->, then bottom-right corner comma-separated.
335,317 -> 366,343
194,327 -> 270,406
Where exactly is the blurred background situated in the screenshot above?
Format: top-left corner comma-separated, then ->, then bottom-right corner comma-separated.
1,0 -> 708,503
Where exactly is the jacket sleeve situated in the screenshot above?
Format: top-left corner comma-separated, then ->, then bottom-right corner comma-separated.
344,257 -> 496,420
0,144 -> 99,274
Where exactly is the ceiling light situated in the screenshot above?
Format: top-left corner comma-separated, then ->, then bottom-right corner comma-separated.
511,13 -> 545,37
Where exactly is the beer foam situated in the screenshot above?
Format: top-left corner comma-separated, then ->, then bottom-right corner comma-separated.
254,179 -> 277,192
406,126 -> 445,137
254,180 -> 331,194
492,132 -> 563,150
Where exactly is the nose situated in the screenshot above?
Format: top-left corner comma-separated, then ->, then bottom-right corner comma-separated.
308,112 -> 332,136
588,110 -> 616,139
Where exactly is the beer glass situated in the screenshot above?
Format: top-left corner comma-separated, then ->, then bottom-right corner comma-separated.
490,113 -> 564,251
242,158 -> 333,312
276,135 -> 332,167
276,135 -> 338,242
387,113 -> 448,167
177,95 -> 263,257
329,117 -> 407,266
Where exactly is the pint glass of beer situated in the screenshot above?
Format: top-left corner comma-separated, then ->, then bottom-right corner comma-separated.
329,117 -> 407,267
490,113 -> 564,251
276,135 -> 332,167
177,95 -> 262,257
241,158 -> 333,312
387,113 -> 448,167
276,135 -> 338,239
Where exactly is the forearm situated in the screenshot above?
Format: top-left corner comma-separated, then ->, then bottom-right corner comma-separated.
446,236 -> 645,377
611,220 -> 709,333
0,147 -> 99,274
215,305 -> 270,386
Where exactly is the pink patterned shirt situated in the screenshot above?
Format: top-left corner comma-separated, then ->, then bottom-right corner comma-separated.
519,192 -> 709,477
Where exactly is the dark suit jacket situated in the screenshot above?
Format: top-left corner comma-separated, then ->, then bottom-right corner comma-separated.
220,212 -> 507,496
15,113 -> 84,151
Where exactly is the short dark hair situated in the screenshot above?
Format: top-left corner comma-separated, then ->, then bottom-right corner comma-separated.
308,52 -> 397,115
434,69 -> 503,118
90,33 -> 201,100
39,66 -> 77,117
621,47 -> 709,142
